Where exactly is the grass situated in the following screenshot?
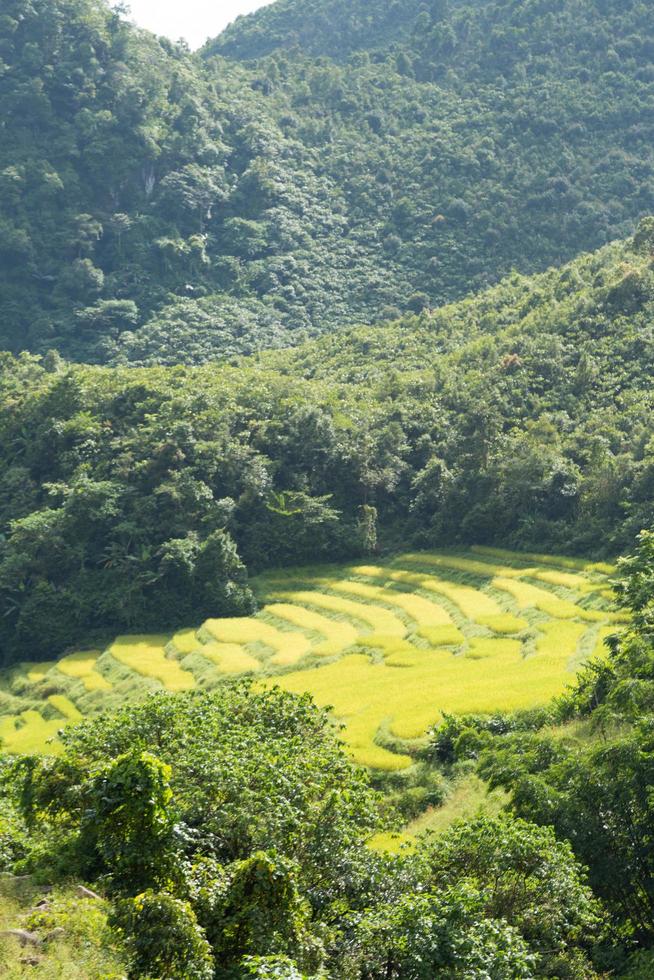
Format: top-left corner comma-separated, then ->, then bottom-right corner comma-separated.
0,884 -> 127,978
369,775 -> 509,853
108,635 -> 196,691
56,651 -> 112,691
409,776 -> 509,835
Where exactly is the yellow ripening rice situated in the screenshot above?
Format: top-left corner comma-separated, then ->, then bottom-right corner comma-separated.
204,617 -> 282,647
492,577 -> 606,621
199,641 -> 261,674
357,635 -> 419,662
25,663 -> 54,683
56,651 -> 112,692
417,576 -> 503,621
417,625 -> 465,647
272,624 -> 583,770
272,589 -> 407,638
472,545 -> 616,576
610,609 -> 632,624
533,620 -> 588,668
383,648 -> 426,668
531,569 -> 598,593
0,710 -> 64,755
108,636 -> 196,691
266,603 -> 359,657
269,654 -> 413,771
47,694 -> 83,721
330,579 -> 454,628
398,552 -> 530,580
347,565 -> 389,578
345,711 -> 413,771
465,637 -> 522,660
170,629 -> 201,656
478,615 -> 529,635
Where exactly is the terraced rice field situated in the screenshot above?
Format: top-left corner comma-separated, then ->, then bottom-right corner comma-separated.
0,549 -> 621,767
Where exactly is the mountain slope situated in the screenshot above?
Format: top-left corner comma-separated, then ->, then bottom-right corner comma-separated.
209,0 -> 424,61
1,225 -> 653,662
2,0 -> 654,362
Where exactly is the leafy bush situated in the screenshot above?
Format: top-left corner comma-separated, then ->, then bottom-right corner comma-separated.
112,890 -> 213,980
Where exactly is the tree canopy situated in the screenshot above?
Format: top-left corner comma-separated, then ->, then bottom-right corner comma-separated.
3,0 -> 654,362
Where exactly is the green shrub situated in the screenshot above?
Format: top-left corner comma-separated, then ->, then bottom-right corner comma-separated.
621,950 -> 654,979
79,750 -> 178,893
346,886 -> 535,979
423,817 -> 604,976
208,851 -> 323,974
113,890 -> 214,980
240,955 -> 322,979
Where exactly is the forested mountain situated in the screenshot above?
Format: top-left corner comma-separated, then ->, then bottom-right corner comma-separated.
210,0 -> 425,60
2,0 -> 654,362
1,225 -> 653,663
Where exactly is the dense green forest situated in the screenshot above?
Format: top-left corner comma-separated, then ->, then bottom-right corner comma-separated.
1,225 -> 653,664
3,0 -> 654,362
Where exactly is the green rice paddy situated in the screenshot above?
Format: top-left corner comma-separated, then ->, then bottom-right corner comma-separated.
0,549 -> 621,768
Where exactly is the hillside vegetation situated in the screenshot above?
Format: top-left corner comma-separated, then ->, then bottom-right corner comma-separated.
3,0 -> 654,361
1,226 -> 653,664
4,2 -> 654,976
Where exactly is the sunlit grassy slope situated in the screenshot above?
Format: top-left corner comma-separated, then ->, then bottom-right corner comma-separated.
0,549 -> 620,767
369,775 -> 510,853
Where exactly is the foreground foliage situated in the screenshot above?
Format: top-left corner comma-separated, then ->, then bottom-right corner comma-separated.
0,684 -> 604,978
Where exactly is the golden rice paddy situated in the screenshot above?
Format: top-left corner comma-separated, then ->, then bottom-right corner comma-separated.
108,636 -> 196,692
197,641 -> 262,674
56,651 -> 112,692
0,549 -> 619,768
